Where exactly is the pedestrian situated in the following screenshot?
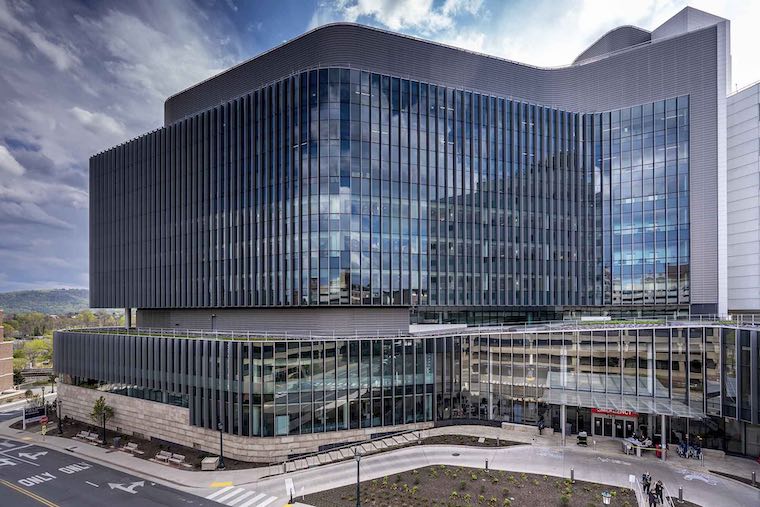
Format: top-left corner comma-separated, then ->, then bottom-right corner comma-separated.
648,489 -> 658,507
655,480 -> 664,504
642,471 -> 651,494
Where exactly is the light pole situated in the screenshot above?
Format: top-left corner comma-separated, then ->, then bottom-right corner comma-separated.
217,422 -> 226,470
354,448 -> 362,507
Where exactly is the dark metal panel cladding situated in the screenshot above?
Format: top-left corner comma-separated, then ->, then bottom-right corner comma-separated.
91,23 -> 723,312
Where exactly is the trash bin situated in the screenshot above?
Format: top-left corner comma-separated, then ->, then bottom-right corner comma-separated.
113,436 -> 121,449
655,443 -> 662,458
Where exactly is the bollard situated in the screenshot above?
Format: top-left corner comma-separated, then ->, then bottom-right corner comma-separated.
753,471 -> 757,488
485,459 -> 489,471
570,468 -> 575,483
678,486 -> 683,503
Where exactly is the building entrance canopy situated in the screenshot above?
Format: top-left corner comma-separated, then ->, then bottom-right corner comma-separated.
540,389 -> 705,419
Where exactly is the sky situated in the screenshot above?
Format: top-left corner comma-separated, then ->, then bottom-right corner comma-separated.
0,0 -> 757,293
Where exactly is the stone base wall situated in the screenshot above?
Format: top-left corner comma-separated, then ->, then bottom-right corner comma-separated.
58,383 -> 432,462
0,341 -> 13,392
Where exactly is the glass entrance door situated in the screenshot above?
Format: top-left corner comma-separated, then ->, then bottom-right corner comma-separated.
614,418 -> 624,438
603,417 -> 613,436
625,420 -> 635,438
594,417 -> 603,436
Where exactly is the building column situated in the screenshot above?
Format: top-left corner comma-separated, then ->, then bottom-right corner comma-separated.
561,404 -> 567,446
660,414 -> 667,461
124,308 -> 131,329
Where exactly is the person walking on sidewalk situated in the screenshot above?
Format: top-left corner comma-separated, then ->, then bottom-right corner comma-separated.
654,480 -> 664,504
642,471 -> 651,495
648,489 -> 658,507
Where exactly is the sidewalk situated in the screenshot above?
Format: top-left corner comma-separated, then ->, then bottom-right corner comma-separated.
2,415 -> 758,506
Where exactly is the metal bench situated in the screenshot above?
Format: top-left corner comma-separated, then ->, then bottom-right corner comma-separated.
155,450 -> 172,463
123,442 -> 145,455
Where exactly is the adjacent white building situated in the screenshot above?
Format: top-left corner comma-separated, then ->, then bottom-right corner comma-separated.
727,82 -> 760,312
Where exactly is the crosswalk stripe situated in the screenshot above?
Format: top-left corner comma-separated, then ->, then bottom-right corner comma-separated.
206,486 -> 235,500
227,490 -> 257,506
217,488 -> 246,503
238,493 -> 265,507
256,496 -> 277,507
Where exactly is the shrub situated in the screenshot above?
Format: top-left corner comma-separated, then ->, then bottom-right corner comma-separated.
489,496 -> 498,505
520,473 -> 527,481
411,485 -> 419,496
463,493 -> 472,504
503,499 -> 511,507
492,477 -> 500,484
507,475 -> 516,483
480,485 -> 485,494
478,494 -> 486,504
533,479 -> 540,486
382,476 -> 388,486
501,487 -> 510,496
413,476 -> 420,485
451,491 -> 459,499
395,474 -> 402,483
471,473 -> 479,481
560,493 -> 571,505
459,480 -> 467,491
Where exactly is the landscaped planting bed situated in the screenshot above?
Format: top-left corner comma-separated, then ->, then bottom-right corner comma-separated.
303,464 -> 636,506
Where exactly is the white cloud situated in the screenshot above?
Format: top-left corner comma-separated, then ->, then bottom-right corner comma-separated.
70,107 -> 125,137
0,0 -> 81,71
0,145 -> 25,176
313,0 -> 483,34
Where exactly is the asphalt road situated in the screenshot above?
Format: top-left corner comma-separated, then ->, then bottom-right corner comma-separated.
0,435 -> 217,507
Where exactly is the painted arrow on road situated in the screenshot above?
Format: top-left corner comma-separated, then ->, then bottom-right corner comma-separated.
109,481 -> 145,494
0,458 -> 17,467
18,452 -> 47,461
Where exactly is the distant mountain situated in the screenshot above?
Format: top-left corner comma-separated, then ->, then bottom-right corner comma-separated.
0,289 -> 90,315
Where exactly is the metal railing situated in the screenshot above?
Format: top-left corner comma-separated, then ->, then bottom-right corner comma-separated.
56,314 -> 758,342
261,427 -> 423,478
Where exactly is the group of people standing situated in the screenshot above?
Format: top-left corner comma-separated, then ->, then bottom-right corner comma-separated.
642,471 -> 665,506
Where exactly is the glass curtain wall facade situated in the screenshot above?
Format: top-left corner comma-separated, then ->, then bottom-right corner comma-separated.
90,68 -> 689,315
55,325 -> 742,438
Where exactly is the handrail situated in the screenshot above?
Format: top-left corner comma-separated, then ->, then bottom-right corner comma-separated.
631,477 -> 647,507
55,315 -> 758,342
263,427 -> 422,477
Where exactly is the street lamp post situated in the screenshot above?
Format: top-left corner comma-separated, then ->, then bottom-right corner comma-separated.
354,448 -> 362,507
217,422 -> 226,470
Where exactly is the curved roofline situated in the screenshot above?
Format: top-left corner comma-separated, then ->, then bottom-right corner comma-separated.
572,24 -> 651,64
166,21 -> 637,104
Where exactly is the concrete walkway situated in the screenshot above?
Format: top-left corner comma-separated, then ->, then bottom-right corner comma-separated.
2,416 -> 758,506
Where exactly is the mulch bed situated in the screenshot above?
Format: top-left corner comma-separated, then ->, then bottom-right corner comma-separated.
421,435 -> 523,448
12,413 -> 265,471
303,465 -> 637,507
667,498 -> 700,507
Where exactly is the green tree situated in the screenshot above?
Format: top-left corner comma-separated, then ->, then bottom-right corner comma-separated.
23,337 -> 53,366
90,396 -> 114,425
2,320 -> 16,338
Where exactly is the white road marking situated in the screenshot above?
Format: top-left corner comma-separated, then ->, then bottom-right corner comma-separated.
255,496 -> 277,507
217,488 -> 245,503
0,447 -> 39,467
227,490 -> 257,506
238,493 -> 265,507
86,481 -> 99,487
206,486 -> 235,500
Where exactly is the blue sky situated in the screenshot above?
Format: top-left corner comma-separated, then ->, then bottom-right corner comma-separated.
0,0 -> 757,294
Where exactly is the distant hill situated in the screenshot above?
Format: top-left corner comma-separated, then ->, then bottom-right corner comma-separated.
0,289 -> 90,315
